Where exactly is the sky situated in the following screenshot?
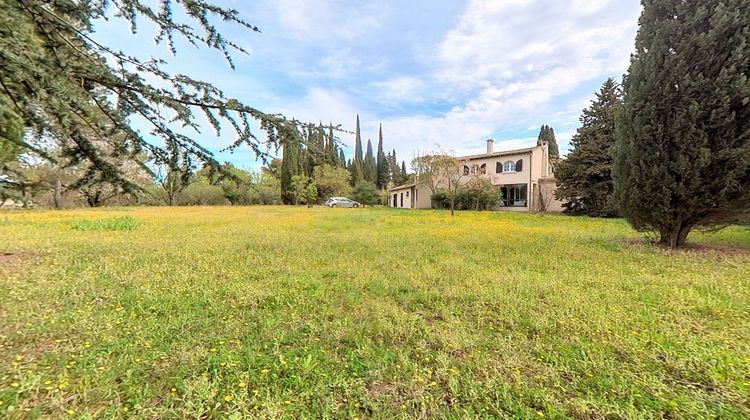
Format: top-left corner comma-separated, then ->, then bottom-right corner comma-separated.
93,0 -> 643,169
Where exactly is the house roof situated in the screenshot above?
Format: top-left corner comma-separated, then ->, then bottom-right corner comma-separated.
390,182 -> 418,191
457,146 -> 536,161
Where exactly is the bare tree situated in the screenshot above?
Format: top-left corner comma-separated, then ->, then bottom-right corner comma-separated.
536,178 -> 557,212
411,154 -> 441,197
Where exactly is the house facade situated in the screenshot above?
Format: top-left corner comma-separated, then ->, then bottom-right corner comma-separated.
389,139 -> 564,212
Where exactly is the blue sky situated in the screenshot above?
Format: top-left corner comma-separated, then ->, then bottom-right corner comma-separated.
94,0 -> 642,169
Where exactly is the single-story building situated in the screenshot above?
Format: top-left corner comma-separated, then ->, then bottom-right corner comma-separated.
389,139 -> 564,212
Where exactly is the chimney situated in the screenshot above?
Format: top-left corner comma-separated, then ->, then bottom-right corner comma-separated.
486,138 -> 494,155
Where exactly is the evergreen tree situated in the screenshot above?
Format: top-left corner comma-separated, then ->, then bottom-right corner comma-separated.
0,0 -> 292,192
387,150 -> 401,185
537,124 -> 560,159
280,128 -> 301,204
364,139 -> 377,183
351,115 -> 364,185
555,78 -> 622,217
326,124 -> 338,165
352,181 -> 379,206
376,124 -> 389,189
614,0 -> 750,248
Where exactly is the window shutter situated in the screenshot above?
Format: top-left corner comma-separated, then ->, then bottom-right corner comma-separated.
496,162 -> 503,173
516,159 -> 523,172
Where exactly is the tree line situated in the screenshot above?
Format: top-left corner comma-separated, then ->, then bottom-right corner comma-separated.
275,114 -> 410,206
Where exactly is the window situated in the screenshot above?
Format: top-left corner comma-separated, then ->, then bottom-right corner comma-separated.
406,191 -> 409,197
500,184 -> 528,207
480,163 -> 487,174
470,164 -> 478,175
503,161 -> 516,172
463,165 -> 470,175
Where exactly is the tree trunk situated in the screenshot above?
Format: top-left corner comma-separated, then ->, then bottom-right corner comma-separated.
659,223 -> 693,248
53,177 -> 62,209
450,199 -> 455,216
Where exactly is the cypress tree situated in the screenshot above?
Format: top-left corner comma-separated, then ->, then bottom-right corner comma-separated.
352,114 -> 364,185
556,78 -> 622,217
614,0 -> 750,247
354,115 -> 363,163
280,128 -> 301,204
326,124 -> 337,165
376,124 -> 389,189
364,139 -> 377,183
537,124 -> 560,159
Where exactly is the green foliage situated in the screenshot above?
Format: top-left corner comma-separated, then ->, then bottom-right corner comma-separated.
537,124 -> 559,159
388,149 -> 406,186
250,173 -> 282,205
465,178 -> 501,210
614,0 -> 750,247
363,139 -> 377,184
351,182 -> 379,206
376,125 -> 389,189
290,175 -> 311,205
0,104 -> 25,203
313,164 -> 351,199
0,0 -> 296,193
431,182 -> 500,211
304,182 -> 319,205
555,78 -> 622,217
70,216 -> 139,231
280,127 -> 302,204
158,140 -> 194,206
177,180 -> 229,206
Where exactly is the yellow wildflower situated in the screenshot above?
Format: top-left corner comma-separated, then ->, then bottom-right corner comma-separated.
224,395 -> 233,402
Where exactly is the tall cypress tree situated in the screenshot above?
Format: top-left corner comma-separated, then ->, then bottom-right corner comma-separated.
376,124 -> 389,189
614,0 -> 750,247
537,124 -> 560,159
280,125 -> 301,204
326,124 -> 337,165
387,150 -> 400,185
352,114 -> 364,185
555,78 -> 622,217
364,139 -> 377,184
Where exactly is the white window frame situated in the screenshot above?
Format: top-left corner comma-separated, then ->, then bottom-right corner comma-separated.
503,161 -> 516,172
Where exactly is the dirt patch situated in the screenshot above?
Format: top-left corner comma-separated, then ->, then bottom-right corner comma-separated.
0,251 -> 41,272
623,239 -> 750,259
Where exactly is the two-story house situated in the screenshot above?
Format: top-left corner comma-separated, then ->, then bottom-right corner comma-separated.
389,139 -> 563,212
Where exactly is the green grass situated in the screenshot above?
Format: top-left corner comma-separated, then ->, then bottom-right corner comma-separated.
70,216 -> 140,231
1,206 -> 748,418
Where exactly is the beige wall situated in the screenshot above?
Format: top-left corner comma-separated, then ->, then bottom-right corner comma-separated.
389,187 -> 412,208
389,183 -> 434,209
413,183 -> 432,209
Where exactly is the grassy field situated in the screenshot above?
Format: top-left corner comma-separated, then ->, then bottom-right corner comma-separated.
1,206 -> 749,418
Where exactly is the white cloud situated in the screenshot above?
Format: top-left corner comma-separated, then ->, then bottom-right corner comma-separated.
370,76 -> 425,103
273,0 -> 388,41
375,0 -> 640,157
